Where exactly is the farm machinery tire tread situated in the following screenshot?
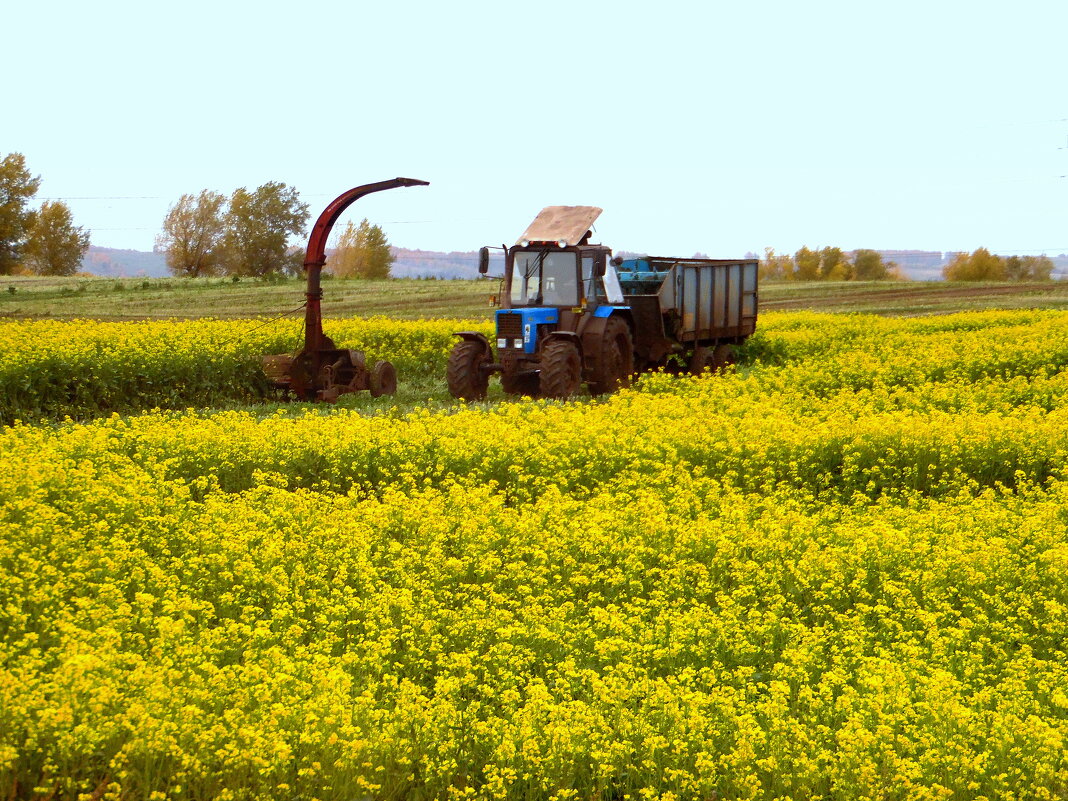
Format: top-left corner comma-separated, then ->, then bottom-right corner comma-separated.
540,339 -> 583,399
447,340 -> 490,401
588,317 -> 634,396
369,360 -> 397,397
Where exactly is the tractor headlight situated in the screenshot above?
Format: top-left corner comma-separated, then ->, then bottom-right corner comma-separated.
557,239 -> 568,248
497,338 -> 507,349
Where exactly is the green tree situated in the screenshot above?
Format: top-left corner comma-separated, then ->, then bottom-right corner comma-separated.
327,220 -> 360,278
943,248 -> 1006,281
0,153 -> 42,275
818,246 -> 851,281
1004,254 -> 1053,281
759,247 -> 795,281
156,190 -> 227,277
852,249 -> 892,281
223,182 -> 309,277
328,218 -> 394,279
1023,255 -> 1054,281
794,246 -> 821,281
22,201 -> 90,276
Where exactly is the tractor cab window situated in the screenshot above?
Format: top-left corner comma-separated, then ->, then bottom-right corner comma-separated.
582,256 -> 595,299
511,253 -> 539,305
511,250 -> 579,306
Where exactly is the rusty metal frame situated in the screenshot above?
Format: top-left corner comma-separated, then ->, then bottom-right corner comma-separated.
302,178 -> 429,355
269,177 -> 429,401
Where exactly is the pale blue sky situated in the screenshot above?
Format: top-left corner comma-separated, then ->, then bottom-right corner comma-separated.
7,0 -> 1067,257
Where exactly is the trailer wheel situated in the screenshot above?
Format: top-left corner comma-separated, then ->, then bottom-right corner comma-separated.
691,344 -> 734,375
588,317 -> 634,396
369,360 -> 397,397
540,339 -> 582,399
447,340 -> 490,401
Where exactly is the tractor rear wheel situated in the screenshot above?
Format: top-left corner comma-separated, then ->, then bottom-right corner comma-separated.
540,339 -> 582,399
588,317 -> 634,396
447,340 -> 489,401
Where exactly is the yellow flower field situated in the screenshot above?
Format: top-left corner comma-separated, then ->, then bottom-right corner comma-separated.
2,310 -> 1068,800
0,317 -> 487,422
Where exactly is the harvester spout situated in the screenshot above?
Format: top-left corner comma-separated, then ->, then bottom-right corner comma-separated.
302,177 -> 429,354
263,177 -> 429,402
304,177 -> 430,269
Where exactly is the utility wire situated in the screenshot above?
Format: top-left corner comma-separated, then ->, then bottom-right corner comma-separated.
37,196 -> 161,200
211,302 -> 307,349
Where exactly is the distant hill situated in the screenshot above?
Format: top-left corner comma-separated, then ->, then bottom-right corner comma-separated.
389,248 -> 488,279
79,246 -> 491,280
80,246 -> 1068,281
82,247 -> 169,277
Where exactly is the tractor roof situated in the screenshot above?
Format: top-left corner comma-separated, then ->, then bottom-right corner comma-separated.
517,205 -> 602,246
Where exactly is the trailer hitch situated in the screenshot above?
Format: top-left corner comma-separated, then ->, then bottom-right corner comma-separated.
264,177 -> 429,402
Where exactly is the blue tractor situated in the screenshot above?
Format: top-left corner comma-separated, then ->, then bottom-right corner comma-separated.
447,206 -> 758,400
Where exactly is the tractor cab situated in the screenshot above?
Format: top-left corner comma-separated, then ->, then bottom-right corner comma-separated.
489,207 -> 628,363
509,248 -> 580,307
506,244 -> 626,310
497,206 -> 624,311
449,206 -> 634,400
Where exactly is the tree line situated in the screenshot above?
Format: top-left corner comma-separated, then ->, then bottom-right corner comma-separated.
11,153 -> 1051,285
760,247 -> 903,282
0,153 -> 90,276
0,154 -> 397,280
942,248 -> 1053,281
761,246 -> 1057,282
158,188 -> 395,279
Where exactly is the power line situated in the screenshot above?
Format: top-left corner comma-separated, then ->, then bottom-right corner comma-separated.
988,247 -> 1068,254
37,196 -> 161,200
978,117 -> 1068,129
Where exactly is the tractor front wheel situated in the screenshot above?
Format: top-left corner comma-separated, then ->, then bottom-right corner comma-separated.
540,339 -> 582,399
447,340 -> 490,401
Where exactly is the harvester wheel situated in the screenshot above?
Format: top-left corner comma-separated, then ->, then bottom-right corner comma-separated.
346,349 -> 367,373
588,317 -> 634,396
369,360 -> 397,397
447,340 -> 489,401
540,339 -> 582,399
